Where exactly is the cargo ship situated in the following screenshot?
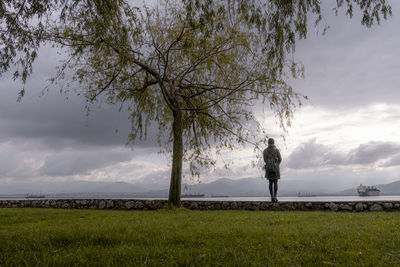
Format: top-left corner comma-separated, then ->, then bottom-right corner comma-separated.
181,194 -> 205,198
357,184 -> 380,196
26,194 -> 46,198
297,192 -> 316,197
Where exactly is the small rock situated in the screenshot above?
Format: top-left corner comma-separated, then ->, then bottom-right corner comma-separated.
355,203 -> 364,212
369,204 -> 383,212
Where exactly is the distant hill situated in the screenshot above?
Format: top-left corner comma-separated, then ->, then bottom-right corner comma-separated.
0,180 -> 150,195
2,178 -> 400,198
182,178 -> 333,197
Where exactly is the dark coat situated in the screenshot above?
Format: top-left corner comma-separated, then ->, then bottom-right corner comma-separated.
263,145 -> 282,179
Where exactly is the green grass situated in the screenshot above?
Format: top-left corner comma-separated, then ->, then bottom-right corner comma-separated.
1,208 -> 400,266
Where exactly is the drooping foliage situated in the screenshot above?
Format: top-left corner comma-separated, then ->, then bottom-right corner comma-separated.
0,0 -> 392,205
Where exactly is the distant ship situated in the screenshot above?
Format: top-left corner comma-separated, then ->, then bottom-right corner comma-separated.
26,194 -> 46,199
297,192 -> 316,197
357,184 -> 380,196
181,194 -> 205,198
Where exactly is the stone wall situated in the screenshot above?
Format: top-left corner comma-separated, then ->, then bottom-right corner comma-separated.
1,199 -> 400,211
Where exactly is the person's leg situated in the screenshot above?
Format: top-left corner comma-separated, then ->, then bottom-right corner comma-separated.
268,179 -> 274,202
273,179 -> 278,202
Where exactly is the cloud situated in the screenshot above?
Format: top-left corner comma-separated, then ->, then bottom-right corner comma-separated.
0,49 -> 161,151
381,154 -> 400,167
346,142 -> 400,165
0,148 -> 42,179
38,149 -> 133,177
286,139 -> 345,169
287,139 -> 400,169
291,1 -> 400,109
0,139 -> 163,180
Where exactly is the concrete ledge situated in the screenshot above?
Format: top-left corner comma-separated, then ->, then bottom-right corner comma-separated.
1,199 -> 399,212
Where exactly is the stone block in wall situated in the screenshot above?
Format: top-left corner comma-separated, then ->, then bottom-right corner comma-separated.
383,203 -> 393,209
340,204 -> 353,211
259,202 -> 269,210
135,201 -> 145,209
241,202 -> 251,210
98,200 -> 106,209
189,201 -> 199,210
125,201 -> 134,209
355,203 -> 364,212
369,204 -> 383,211
328,202 -> 338,212
221,202 -> 230,210
106,200 -> 114,209
250,202 -> 260,210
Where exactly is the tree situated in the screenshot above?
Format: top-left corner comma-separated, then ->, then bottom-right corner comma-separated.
1,0 -> 392,206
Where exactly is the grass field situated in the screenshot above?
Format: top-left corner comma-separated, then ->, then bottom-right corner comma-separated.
0,208 -> 400,266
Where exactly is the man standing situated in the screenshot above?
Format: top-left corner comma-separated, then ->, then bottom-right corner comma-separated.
263,138 -> 282,202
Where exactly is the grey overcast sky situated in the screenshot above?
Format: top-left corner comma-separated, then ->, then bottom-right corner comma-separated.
0,1 -> 399,192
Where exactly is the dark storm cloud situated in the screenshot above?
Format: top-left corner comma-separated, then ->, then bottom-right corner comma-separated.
287,139 -> 400,169
0,46 -> 162,180
38,149 -> 133,176
0,74 -> 160,150
286,139 -> 345,169
0,149 -> 35,179
291,1 -> 400,108
382,154 -> 400,167
346,142 -> 400,165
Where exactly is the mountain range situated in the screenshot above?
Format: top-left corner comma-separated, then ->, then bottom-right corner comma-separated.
1,178 -> 399,197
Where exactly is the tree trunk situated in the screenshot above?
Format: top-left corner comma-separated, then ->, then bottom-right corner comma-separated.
168,109 -> 183,207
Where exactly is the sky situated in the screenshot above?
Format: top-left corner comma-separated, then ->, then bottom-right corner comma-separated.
0,1 -> 399,192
